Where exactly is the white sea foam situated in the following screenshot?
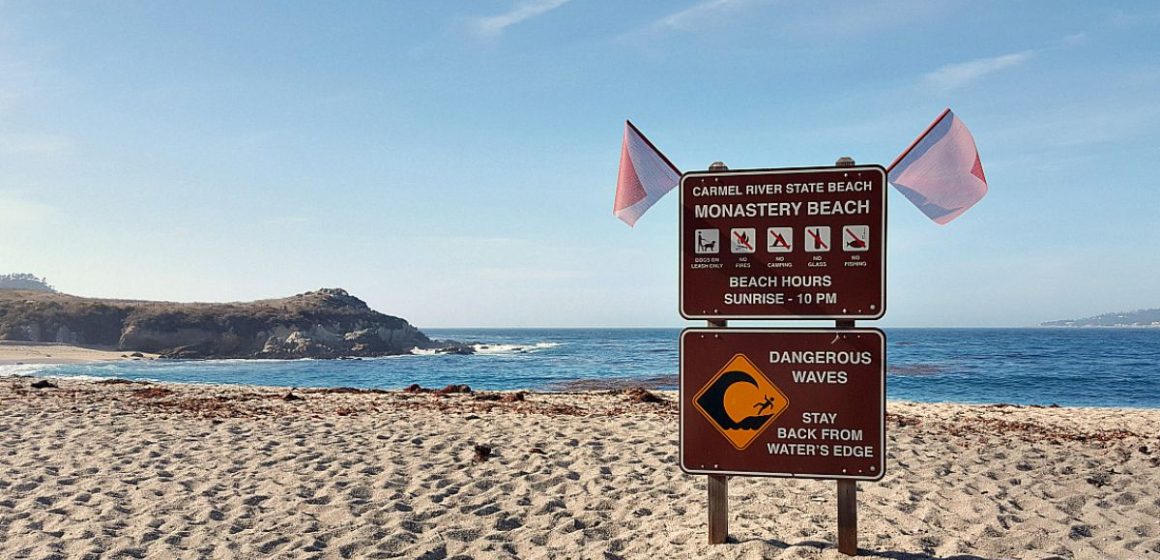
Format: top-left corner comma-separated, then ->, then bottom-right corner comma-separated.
0,363 -> 56,377
206,358 -> 317,364
45,374 -> 121,382
472,342 -> 560,355
408,342 -> 561,356
0,365 -> 143,384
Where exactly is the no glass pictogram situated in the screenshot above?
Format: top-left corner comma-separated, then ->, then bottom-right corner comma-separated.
805,226 -> 830,252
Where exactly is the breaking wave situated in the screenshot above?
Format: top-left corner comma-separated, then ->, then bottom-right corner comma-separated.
888,364 -> 947,376
409,342 -> 561,356
0,363 -> 57,377
473,342 -> 559,355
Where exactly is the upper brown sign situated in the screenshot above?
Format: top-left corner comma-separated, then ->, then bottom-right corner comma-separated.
680,165 -> 886,320
680,328 -> 885,480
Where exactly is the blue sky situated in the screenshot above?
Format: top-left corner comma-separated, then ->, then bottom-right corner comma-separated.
2,1 -> 1158,327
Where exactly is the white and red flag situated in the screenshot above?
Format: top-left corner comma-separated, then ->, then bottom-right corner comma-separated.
614,120 -> 681,227
888,108 -> 988,225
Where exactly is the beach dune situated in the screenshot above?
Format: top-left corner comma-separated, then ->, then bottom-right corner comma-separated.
0,379 -> 1157,559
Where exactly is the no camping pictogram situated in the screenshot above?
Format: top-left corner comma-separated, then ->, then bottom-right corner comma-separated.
692,353 -> 790,450
767,227 -> 792,253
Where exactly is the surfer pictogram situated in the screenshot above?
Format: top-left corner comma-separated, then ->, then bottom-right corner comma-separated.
754,395 -> 778,415
692,353 -> 789,450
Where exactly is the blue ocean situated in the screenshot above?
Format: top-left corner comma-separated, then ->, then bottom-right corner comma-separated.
4,328 -> 1159,408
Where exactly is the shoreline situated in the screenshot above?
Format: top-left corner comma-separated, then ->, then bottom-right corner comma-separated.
4,373 -> 1160,410
0,341 -> 158,365
6,376 -> 1160,421
4,371 -> 1158,411
3,341 -> 1158,410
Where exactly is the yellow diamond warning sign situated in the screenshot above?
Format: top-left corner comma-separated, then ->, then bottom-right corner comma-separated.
692,353 -> 789,450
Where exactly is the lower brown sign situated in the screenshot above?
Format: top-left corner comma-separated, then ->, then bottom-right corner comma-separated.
680,328 -> 885,480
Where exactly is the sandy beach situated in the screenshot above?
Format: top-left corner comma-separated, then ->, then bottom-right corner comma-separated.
0,341 -> 157,365
0,378 -> 1156,559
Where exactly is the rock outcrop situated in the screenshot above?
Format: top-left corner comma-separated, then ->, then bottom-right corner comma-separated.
0,288 -> 465,358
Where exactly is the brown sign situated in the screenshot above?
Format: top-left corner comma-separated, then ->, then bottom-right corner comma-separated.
680,328 -> 885,480
680,165 -> 886,319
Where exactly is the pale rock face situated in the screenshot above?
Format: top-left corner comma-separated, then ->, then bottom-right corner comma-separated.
54,326 -> 77,345
261,336 -> 284,354
22,323 -> 42,342
118,326 -> 220,353
283,331 -> 315,354
307,324 -> 342,343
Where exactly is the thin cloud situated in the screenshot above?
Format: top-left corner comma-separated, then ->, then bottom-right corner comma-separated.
1110,8 -> 1160,27
0,195 -> 55,228
655,0 -> 762,31
260,215 -> 311,227
1060,32 -> 1087,47
0,134 -> 71,155
923,51 -> 1034,91
471,0 -> 572,38
1002,102 -> 1160,150
472,266 -> 590,282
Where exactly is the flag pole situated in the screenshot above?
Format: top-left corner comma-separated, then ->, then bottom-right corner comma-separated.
626,120 -> 681,176
886,108 -> 951,174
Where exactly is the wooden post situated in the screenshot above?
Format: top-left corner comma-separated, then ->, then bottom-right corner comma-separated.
837,479 -> 857,555
707,318 -> 729,544
835,156 -> 859,556
705,160 -> 730,545
708,472 -> 729,544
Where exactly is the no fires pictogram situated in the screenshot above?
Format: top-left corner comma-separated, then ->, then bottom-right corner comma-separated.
731,228 -> 756,254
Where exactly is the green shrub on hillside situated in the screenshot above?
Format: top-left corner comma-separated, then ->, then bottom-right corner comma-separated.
0,273 -> 56,293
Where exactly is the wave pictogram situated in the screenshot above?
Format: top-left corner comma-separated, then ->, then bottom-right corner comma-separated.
694,370 -> 776,431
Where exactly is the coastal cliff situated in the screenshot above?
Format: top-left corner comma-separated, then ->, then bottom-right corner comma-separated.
0,288 -> 465,358
1042,308 -> 1160,327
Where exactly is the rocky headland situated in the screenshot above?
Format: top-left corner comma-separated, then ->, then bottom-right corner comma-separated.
0,288 -> 469,359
